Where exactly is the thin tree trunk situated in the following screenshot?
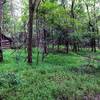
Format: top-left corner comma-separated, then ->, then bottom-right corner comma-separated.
27,0 -> 33,63
0,28 -> 3,62
36,10 -> 40,65
27,0 -> 41,64
0,0 -> 3,62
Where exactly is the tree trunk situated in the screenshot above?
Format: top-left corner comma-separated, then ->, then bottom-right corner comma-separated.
36,10 -> 40,65
27,0 -> 41,64
71,0 -> 75,19
0,28 -> 3,62
0,0 -> 3,62
65,40 -> 69,53
91,37 -> 96,52
27,0 -> 33,63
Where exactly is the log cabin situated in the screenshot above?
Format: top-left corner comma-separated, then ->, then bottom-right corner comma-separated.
0,34 -> 13,49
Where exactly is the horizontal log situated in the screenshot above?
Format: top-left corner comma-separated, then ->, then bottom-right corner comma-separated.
1,40 -> 9,42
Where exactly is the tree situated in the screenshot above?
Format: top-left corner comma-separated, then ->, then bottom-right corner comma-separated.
28,0 -> 41,64
0,0 -> 3,62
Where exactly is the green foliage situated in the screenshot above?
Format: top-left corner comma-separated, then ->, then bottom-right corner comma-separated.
0,50 -> 99,100
1,0 -> 100,99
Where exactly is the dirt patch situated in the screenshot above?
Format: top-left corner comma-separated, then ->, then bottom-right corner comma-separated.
70,64 -> 97,74
83,94 -> 100,100
54,93 -> 100,100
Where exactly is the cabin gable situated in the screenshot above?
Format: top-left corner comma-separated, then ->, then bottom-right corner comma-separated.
1,34 -> 13,49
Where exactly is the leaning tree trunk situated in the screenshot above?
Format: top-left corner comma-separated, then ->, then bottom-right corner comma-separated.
0,0 -> 3,62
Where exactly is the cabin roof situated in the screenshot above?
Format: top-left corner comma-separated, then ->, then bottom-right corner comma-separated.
1,34 -> 13,42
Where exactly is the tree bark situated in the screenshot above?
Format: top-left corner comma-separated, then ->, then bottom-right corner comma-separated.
27,0 -> 33,63
27,0 -> 41,64
0,0 -> 3,62
71,0 -> 75,19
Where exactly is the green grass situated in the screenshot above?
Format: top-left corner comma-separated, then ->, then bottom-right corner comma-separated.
0,49 -> 100,100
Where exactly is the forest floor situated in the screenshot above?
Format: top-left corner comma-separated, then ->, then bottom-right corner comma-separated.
0,49 -> 100,100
